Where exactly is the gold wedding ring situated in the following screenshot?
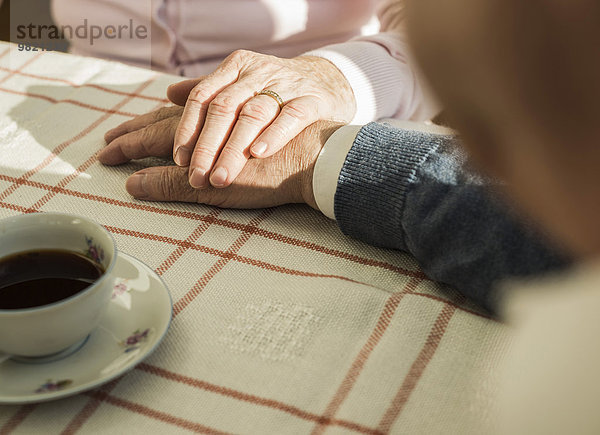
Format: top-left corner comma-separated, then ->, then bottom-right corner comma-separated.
257,89 -> 285,109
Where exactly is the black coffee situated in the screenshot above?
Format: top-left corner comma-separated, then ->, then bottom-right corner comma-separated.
0,250 -> 104,310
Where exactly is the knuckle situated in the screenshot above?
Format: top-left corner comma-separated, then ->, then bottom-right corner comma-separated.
157,170 -> 175,197
138,127 -> 163,156
203,189 -> 227,208
139,125 -> 155,147
158,169 -> 184,198
239,102 -> 271,124
188,86 -> 211,104
209,95 -> 236,117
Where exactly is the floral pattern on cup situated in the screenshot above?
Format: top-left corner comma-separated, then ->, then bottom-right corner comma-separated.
112,279 -> 130,300
85,236 -> 105,265
121,329 -> 151,353
35,379 -> 73,394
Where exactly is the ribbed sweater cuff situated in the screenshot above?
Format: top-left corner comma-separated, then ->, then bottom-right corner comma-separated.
306,40 -> 415,123
334,122 -> 442,248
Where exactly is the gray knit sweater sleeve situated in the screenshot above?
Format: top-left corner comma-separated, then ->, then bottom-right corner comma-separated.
334,122 -> 569,312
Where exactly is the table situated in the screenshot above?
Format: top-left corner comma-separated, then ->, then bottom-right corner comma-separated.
0,42 -> 509,434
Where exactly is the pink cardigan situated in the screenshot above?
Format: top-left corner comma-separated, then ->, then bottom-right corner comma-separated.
50,0 -> 436,122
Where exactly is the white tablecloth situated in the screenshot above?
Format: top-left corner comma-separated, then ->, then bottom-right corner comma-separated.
0,42 -> 509,434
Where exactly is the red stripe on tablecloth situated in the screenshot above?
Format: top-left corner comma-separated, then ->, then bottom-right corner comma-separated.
0,173 -> 425,279
407,291 -> 491,320
61,379 -> 123,435
87,84 -> 168,104
0,52 -> 43,86
30,155 -> 99,210
155,209 -> 222,276
0,87 -> 139,118
0,48 -> 10,60
0,405 -> 37,435
103,224 -> 382,290
172,209 -> 273,317
82,391 -> 229,435
225,253 -> 372,285
250,227 -> 425,279
0,66 -> 169,103
0,79 -> 155,203
0,202 -> 33,213
137,363 -> 382,435
376,303 -> 457,433
21,89 -> 164,212
311,278 -> 421,435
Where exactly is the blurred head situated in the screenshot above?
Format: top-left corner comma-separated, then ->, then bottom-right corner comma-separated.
406,0 -> 600,259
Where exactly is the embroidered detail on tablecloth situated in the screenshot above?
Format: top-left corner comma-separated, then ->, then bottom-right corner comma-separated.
220,300 -> 322,362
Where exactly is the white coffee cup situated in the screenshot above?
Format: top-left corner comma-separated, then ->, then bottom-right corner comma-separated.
0,213 -> 117,361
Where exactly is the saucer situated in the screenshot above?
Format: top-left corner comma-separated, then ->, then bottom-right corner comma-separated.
0,252 -> 172,404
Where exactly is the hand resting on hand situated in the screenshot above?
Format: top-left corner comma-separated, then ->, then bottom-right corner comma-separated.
99,106 -> 342,210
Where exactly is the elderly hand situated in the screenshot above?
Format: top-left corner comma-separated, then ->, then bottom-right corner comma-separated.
166,50 -> 355,190
100,106 -> 184,165
99,107 -> 342,209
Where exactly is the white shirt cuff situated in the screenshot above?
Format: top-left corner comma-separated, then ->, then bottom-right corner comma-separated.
313,125 -> 362,220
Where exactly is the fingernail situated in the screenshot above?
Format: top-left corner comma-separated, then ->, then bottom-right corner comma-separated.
126,174 -> 149,199
174,147 -> 192,166
104,129 -> 118,144
252,142 -> 267,157
210,167 -> 228,187
190,168 -> 207,188
97,148 -> 107,162
97,148 -> 113,166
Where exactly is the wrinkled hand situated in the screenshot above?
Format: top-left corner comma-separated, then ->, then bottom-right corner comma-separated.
167,50 -> 355,189
100,106 -> 184,165
99,107 -> 342,209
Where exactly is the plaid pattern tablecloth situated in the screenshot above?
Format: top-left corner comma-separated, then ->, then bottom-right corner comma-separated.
0,42 -> 510,434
